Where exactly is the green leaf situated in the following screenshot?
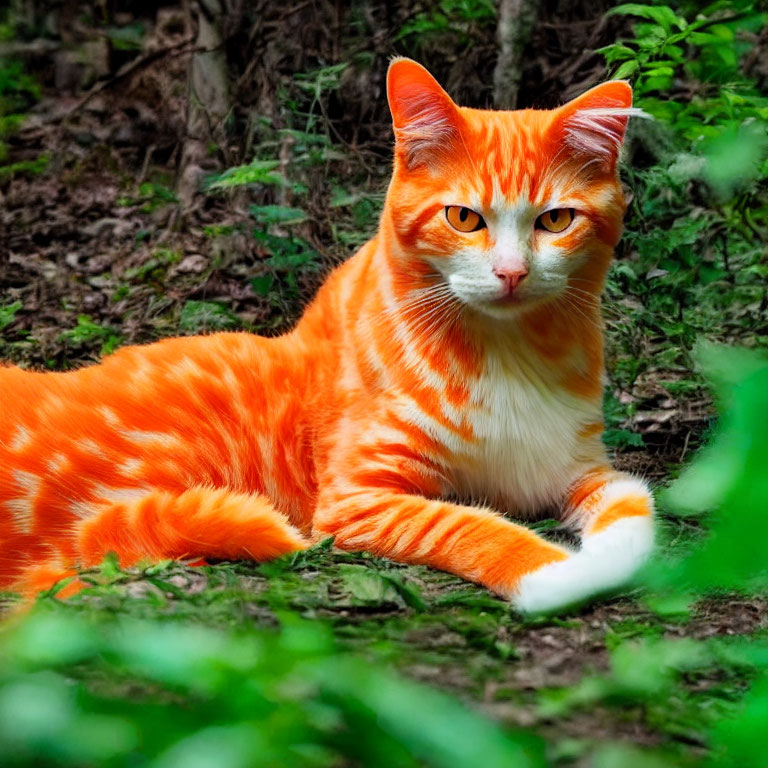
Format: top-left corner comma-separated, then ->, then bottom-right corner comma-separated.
337,564 -> 401,606
603,428 -> 644,449
644,66 -> 675,78
0,153 -> 49,179
0,300 -> 22,330
178,301 -> 240,333
595,44 -> 636,63
590,744 -> 679,768
104,23 -> 145,51
316,658 -> 546,768
58,315 -> 122,355
607,4 -> 683,33
698,264 -> 728,285
249,205 -> 308,225
702,121 -> 768,197
250,274 -> 275,297
709,676 -> 768,768
379,572 -> 426,611
653,344 -> 768,591
208,160 -> 287,190
613,60 -> 640,79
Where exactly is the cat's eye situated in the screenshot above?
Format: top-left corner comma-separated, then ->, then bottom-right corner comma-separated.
445,206 -> 486,233
537,208 -> 575,233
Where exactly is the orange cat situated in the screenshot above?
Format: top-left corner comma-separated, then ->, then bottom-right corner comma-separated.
0,59 -> 653,611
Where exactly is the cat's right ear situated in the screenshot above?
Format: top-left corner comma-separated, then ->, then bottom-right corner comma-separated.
387,58 -> 462,167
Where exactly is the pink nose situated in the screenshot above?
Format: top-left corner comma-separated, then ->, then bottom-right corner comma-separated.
493,267 -> 528,293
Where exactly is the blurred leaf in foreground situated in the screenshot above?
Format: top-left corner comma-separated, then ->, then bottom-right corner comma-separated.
702,121 -> 768,199
0,611 -> 543,768
653,343 -> 768,594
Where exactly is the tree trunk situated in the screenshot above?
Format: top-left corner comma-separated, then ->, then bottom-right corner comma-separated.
493,0 -> 539,110
176,0 -> 232,214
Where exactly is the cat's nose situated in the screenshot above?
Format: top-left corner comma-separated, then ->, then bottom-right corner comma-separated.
493,267 -> 528,294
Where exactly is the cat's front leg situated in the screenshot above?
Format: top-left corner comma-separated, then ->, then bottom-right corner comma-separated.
513,470 -> 655,613
315,486 -> 573,597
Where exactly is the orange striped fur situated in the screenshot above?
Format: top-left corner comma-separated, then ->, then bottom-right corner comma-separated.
0,59 -> 653,612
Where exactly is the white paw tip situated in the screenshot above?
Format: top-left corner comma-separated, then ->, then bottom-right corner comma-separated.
512,516 -> 654,614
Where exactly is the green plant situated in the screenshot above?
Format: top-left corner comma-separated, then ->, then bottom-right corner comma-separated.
0,56 -> 40,167
178,300 -> 241,334
59,316 -> 122,356
0,301 -> 22,331
123,248 -> 181,283
208,151 -> 324,302
600,2 -> 768,184
207,159 -> 292,191
602,390 -> 644,449
117,182 -> 179,213
103,22 -> 145,51
293,63 -> 349,135
0,611 -> 544,768
0,153 -> 49,180
599,1 -> 768,397
396,0 -> 496,49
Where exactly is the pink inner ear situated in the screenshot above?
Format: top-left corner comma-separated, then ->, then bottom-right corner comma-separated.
387,58 -> 461,164
554,81 -> 635,166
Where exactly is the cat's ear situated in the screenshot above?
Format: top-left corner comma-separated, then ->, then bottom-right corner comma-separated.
552,81 -> 636,168
387,58 -> 462,167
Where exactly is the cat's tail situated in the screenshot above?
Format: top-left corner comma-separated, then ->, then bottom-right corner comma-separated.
11,488 -> 311,599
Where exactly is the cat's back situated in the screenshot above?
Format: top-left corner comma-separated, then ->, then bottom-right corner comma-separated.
1,332 -> 272,424
0,333 -> 289,493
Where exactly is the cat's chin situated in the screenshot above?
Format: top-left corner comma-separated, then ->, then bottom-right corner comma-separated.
470,293 -> 547,320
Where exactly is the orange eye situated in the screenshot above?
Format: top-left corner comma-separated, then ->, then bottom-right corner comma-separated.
445,206 -> 485,233
537,208 -> 574,233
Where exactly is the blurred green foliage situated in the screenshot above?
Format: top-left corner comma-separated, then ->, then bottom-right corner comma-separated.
652,343 -> 768,594
595,9 -> 768,755
0,611 -> 543,768
0,0 -> 39,166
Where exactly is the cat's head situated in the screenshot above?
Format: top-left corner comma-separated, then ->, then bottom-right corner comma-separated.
384,58 -> 639,319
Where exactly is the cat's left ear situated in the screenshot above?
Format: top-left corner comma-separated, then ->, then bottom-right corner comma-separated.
387,58 -> 463,167
551,81 -> 635,169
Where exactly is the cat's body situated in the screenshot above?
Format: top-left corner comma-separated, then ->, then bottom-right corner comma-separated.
0,60 -> 654,611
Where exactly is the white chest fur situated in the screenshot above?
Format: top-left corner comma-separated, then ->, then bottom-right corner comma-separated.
450,343 -> 603,518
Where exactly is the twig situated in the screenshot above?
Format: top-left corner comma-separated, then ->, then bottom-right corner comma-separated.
136,144 -> 156,190
679,430 -> 692,463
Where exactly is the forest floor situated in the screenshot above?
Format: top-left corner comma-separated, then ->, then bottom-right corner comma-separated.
2,80 -> 766,765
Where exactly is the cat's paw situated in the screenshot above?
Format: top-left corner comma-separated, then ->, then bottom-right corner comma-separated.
511,516 -> 654,614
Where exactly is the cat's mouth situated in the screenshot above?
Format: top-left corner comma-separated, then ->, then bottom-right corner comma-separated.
478,287 -> 554,316
491,291 -> 526,306
487,286 -> 538,309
